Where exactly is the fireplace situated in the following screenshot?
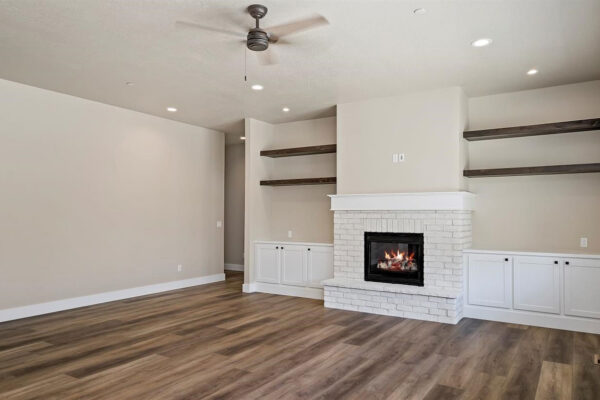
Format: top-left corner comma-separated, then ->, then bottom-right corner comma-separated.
364,232 -> 424,286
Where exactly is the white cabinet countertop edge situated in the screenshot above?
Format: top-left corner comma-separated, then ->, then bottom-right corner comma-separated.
255,240 -> 333,247
463,249 -> 600,259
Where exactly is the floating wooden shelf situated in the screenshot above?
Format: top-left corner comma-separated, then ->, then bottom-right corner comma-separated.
464,163 -> 600,178
463,118 -> 600,141
260,177 -> 337,186
260,144 -> 336,158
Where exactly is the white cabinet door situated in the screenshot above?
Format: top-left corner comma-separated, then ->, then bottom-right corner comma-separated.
255,244 -> 280,284
467,254 -> 512,308
280,245 -> 307,286
514,256 -> 560,314
564,258 -> 600,319
307,246 -> 333,288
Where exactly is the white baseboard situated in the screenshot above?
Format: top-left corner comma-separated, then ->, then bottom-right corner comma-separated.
253,282 -> 324,300
464,305 -> 600,334
224,263 -> 244,272
242,283 -> 256,293
0,273 -> 226,323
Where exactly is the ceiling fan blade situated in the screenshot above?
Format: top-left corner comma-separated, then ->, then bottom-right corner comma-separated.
256,48 -> 278,66
266,14 -> 329,42
175,21 -> 246,39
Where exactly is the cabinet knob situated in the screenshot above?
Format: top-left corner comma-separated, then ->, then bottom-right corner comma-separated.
281,246 -> 284,249
504,258 -> 509,262
554,260 -> 558,264
275,246 -> 279,249
565,261 -> 570,266
308,248 -> 311,251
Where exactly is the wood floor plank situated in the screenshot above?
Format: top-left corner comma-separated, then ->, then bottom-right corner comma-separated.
1,271 -> 598,400
500,326 -> 548,399
534,361 -> 572,400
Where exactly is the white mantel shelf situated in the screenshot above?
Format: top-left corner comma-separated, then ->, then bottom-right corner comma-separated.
328,192 -> 475,211
322,278 -> 462,299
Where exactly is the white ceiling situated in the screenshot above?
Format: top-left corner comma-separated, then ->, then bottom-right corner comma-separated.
1,0 -> 599,141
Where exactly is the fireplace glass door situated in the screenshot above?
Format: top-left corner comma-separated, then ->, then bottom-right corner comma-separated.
364,232 -> 424,286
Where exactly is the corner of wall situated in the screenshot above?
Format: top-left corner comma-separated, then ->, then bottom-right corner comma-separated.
458,87 -> 469,191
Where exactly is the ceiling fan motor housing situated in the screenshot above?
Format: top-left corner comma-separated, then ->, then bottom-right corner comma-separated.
247,28 -> 269,51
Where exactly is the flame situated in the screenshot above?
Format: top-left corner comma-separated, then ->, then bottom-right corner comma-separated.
383,249 -> 414,261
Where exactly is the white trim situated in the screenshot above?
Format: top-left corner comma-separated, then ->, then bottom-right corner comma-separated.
463,248 -> 600,259
242,283 -> 256,293
464,304 -> 600,334
225,263 -> 244,272
0,273 -> 225,323
254,240 -> 333,247
253,282 -> 324,300
328,192 -> 475,211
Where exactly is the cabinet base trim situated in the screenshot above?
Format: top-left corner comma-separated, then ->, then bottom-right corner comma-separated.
252,282 -> 324,300
242,283 -> 256,293
464,305 -> 600,334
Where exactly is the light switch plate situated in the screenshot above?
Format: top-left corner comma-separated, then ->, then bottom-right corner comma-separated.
580,237 -> 588,248
217,221 -> 222,228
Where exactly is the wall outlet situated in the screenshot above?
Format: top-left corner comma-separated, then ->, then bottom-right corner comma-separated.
580,237 -> 588,248
392,153 -> 405,163
288,230 -> 293,238
177,264 -> 183,272
216,220 -> 222,228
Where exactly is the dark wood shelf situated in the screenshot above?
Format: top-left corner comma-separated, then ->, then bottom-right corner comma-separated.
260,144 -> 336,158
463,118 -> 600,141
260,177 -> 337,186
464,163 -> 600,178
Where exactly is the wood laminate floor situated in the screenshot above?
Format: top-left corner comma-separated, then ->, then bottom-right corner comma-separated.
1,271 -> 599,399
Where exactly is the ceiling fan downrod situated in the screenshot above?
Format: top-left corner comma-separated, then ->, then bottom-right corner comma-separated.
246,4 -> 269,51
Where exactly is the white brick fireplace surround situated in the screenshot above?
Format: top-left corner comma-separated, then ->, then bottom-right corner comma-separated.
323,192 -> 474,324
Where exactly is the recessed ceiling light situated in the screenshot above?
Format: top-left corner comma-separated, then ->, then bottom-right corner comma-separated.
240,136 -> 246,140
251,84 -> 263,91
125,81 -> 134,86
471,38 -> 493,48
282,107 -> 290,112
527,68 -> 538,75
166,107 -> 177,112
413,8 -> 426,15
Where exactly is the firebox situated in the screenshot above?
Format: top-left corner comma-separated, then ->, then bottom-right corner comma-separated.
364,232 -> 424,286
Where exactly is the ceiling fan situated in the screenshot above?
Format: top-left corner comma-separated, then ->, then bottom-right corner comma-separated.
176,4 -> 329,65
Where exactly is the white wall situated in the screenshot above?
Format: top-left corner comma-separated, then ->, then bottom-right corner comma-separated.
337,87 -> 467,194
224,144 -> 245,266
244,117 -> 336,284
468,80 -> 600,253
0,79 -> 224,309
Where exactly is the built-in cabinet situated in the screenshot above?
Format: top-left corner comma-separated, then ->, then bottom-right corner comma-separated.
255,244 -> 281,284
467,253 -> 512,308
514,256 -> 560,314
254,242 -> 333,294
564,257 -> 600,319
465,250 -> 600,333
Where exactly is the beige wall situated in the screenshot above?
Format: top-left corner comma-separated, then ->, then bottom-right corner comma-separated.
337,87 -> 467,194
0,79 -> 224,309
244,117 -> 336,283
224,144 -> 245,266
468,81 -> 600,253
